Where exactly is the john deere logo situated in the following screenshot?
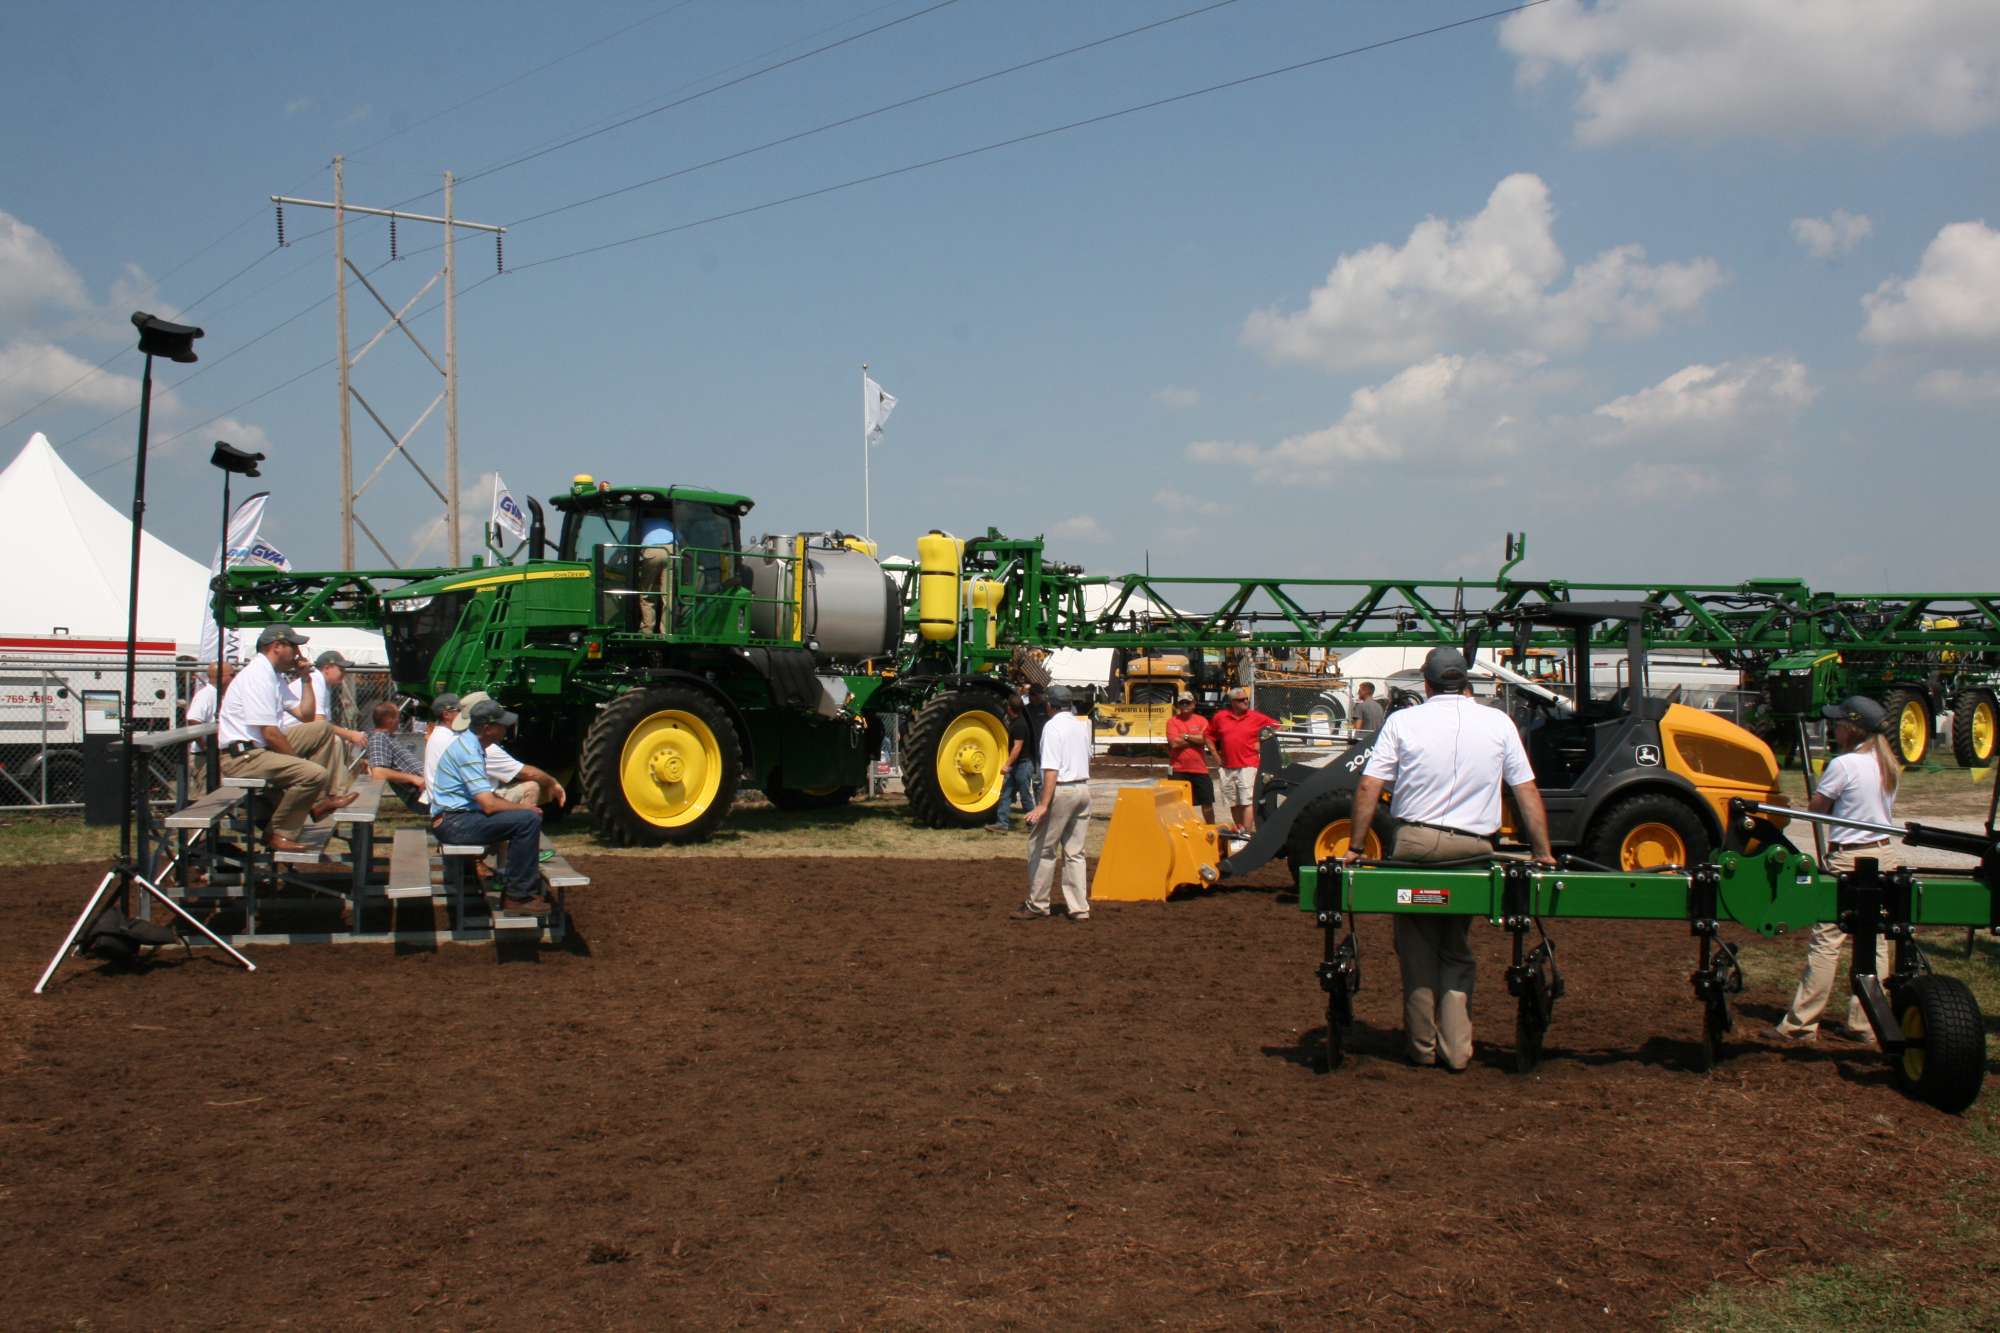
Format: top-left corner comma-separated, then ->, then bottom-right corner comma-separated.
1635,744 -> 1662,766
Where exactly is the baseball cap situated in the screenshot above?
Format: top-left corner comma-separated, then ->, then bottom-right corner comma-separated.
467,697 -> 519,730
1422,647 -> 1470,690
313,649 -> 352,670
1047,684 -> 1075,708
1822,695 -> 1888,732
1175,692 -> 1195,705
431,691 -> 462,720
449,690 -> 490,732
255,623 -> 309,649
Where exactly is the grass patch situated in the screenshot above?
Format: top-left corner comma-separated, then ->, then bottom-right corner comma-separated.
0,815 -> 118,867
1671,1266 -> 1971,1332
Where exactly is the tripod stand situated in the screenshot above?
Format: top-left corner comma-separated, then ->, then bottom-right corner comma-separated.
33,313 -> 255,994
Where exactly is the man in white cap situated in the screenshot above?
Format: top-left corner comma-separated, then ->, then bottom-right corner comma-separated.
1345,646 -> 1554,1071
447,691 -> 566,809
215,624 -> 357,851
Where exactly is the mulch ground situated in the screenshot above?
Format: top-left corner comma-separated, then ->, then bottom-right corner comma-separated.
2,855 -> 1995,1330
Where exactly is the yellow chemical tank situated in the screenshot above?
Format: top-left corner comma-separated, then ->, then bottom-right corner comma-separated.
917,530 -> 964,642
964,577 -> 1005,648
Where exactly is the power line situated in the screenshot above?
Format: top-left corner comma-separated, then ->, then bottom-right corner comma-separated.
514,0 -> 1554,273
504,0 -> 1248,229
341,0 -> 706,160
438,0 -> 966,194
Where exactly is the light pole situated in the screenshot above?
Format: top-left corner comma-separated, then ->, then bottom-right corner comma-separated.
34,313 -> 258,993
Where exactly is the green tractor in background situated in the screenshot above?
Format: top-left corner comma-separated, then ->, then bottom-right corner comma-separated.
223,475 -> 1025,844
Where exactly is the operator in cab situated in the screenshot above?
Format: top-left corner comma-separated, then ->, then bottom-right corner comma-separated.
1345,647 -> 1556,1072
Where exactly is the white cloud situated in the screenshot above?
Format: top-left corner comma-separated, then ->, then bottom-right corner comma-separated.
1242,174 -> 1720,370
1047,514 -> 1107,543
1152,385 -> 1200,410
1916,368 -> 2000,403
1188,354 -> 1534,483
285,97 -> 314,118
1500,0 -> 2000,144
1150,487 -> 1226,516
0,339 -> 144,419
1592,356 -> 1815,435
0,210 -> 92,334
1791,210 -> 1873,260
1861,220 -> 2000,345
339,103 -> 372,127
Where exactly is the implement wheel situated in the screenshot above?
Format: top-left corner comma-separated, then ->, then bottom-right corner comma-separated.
1586,793 -> 1710,871
1884,688 -> 1932,767
903,689 -> 1009,828
580,685 -> 741,845
1952,690 -> 1997,768
1284,793 -> 1393,885
1891,974 -> 1985,1113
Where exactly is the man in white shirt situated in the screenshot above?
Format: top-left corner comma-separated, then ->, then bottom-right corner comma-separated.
184,659 -> 236,783
1014,686 -> 1095,923
423,691 -> 565,809
1346,648 -> 1554,1070
216,624 -> 357,850
448,691 -> 566,808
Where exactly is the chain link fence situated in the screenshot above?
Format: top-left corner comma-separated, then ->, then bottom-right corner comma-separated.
0,654 -> 398,810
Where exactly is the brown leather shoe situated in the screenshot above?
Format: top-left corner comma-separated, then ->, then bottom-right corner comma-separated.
310,790 -> 359,821
267,834 -> 312,853
499,895 -> 551,916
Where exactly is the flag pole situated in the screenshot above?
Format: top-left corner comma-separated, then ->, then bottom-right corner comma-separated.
862,362 -> 871,545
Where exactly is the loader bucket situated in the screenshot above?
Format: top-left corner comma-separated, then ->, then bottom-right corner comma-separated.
1089,781 -> 1222,902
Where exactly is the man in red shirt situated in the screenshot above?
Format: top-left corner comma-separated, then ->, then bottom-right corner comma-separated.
1163,692 -> 1220,822
1208,686 -> 1280,835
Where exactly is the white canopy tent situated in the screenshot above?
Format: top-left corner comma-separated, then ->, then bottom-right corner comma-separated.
0,433 -> 386,664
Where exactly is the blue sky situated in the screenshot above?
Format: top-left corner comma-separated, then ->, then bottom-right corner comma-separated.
3,0 -> 1996,595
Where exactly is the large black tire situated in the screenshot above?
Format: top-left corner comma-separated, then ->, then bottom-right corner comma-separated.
1585,792 -> 1711,871
1883,688 -> 1932,767
1284,792 -> 1395,883
903,689 -> 1010,828
1890,974 -> 1985,1113
1951,689 -> 1997,768
579,686 -> 741,846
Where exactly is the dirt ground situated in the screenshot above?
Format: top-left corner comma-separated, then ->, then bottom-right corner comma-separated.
3,855 -> 1996,1330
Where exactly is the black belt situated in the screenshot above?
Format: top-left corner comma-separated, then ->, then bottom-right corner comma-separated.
1831,838 -> 1892,850
1399,817 -> 1495,842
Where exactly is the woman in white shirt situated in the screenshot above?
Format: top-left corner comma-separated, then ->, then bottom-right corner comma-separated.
1768,696 -> 1901,1044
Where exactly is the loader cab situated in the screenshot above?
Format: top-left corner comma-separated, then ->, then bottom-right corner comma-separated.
1484,601 -> 1655,790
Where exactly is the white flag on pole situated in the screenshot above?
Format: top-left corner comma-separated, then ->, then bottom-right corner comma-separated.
199,492 -> 289,665
864,374 -> 898,444
491,473 -> 529,544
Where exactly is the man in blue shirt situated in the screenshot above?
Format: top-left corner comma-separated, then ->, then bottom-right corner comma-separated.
635,515 -> 675,633
429,697 -> 547,915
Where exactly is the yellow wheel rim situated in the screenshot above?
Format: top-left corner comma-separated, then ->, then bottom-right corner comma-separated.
935,709 -> 1007,814
1620,821 -> 1686,870
618,709 -> 723,828
1900,1004 -> 1926,1083
1898,699 -> 1927,762
1972,701 -> 1996,762
1313,819 -> 1381,861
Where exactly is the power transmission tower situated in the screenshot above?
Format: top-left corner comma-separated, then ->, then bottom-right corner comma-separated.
272,155 -> 505,568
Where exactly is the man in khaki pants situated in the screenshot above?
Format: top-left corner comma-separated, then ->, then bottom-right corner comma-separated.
1014,686 -> 1094,923
216,624 -> 355,852
1346,648 -> 1555,1070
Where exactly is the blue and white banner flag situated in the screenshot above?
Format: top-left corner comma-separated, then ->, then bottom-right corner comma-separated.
200,491 -> 283,665
491,473 -> 529,544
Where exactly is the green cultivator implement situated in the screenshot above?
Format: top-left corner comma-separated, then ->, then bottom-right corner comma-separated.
1296,799 -> 2000,1111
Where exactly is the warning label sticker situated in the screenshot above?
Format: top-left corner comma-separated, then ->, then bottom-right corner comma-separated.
1396,887 -> 1451,906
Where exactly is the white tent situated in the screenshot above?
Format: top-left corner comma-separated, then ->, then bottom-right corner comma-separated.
0,433 -> 386,663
